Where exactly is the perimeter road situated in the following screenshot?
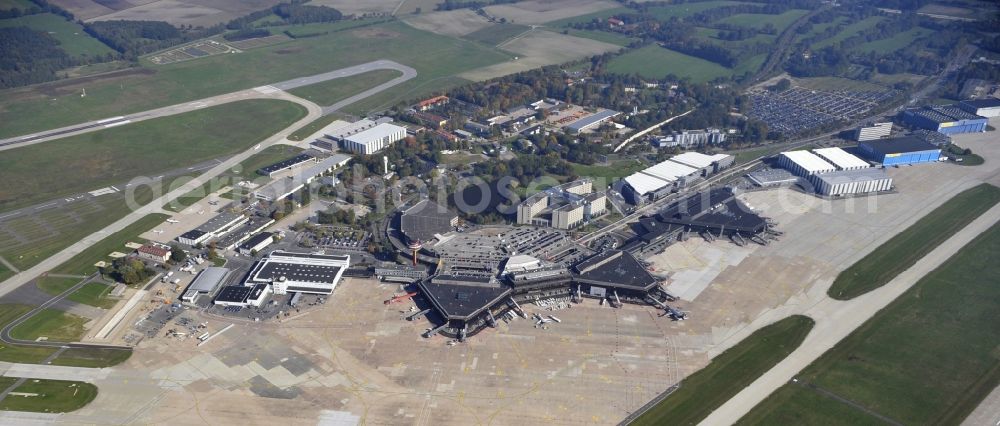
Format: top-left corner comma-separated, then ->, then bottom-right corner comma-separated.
0,60 -> 417,152
698,201 -> 1000,425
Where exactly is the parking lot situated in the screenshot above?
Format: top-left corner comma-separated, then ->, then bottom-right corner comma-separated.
746,86 -> 899,136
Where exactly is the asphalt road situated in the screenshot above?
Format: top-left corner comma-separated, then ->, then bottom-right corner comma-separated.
0,60 -> 417,152
698,202 -> 1000,425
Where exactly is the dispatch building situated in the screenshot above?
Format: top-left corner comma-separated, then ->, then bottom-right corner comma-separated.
858,136 -> 941,166
243,251 -> 350,295
622,153 -> 733,203
902,105 -> 987,135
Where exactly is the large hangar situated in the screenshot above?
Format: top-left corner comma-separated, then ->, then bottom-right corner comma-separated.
902,105 -> 987,135
858,136 -> 941,166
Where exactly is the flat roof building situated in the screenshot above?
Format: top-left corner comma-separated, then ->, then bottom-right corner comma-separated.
902,105 -> 987,135
812,147 -> 869,171
177,211 -> 248,246
565,109 -> 620,133
239,232 -> 275,255
958,98 -> 1000,118
854,122 -> 892,141
858,136 -> 941,166
344,123 -> 406,155
778,151 -> 836,177
244,250 -> 350,295
257,153 -> 314,177
812,168 -> 893,196
183,267 -> 230,303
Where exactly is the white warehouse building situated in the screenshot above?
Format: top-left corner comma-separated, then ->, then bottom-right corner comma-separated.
812,147 -> 870,171
778,151 -> 836,177
343,123 -> 406,155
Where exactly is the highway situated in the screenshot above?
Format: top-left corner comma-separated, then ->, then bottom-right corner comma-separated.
0,60 -> 417,152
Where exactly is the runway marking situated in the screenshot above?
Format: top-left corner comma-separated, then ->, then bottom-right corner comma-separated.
34,202 -> 57,210
104,120 -> 131,128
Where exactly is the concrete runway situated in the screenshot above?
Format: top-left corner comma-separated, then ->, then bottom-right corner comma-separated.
0,60 -> 417,152
698,202 -> 1000,425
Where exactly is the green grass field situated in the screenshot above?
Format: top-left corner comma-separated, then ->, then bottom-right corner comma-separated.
631,316 -> 814,426
607,45 -> 735,83
0,20 -> 508,139
0,264 -> 11,283
0,305 -> 56,363
266,18 -> 387,38
50,347 -> 131,368
230,145 -> 306,180
0,180 -> 170,271
852,27 -> 933,54
812,16 -> 884,50
740,221 -> 1000,425
0,13 -> 114,57
695,27 -> 776,48
795,76 -> 888,92
644,1 -> 750,20
10,308 -> 87,342
51,213 -> 168,276
828,183 -> 1000,300
462,23 -> 530,46
287,69 -> 402,106
0,379 -> 98,413
717,10 -> 809,32
0,99 -> 305,212
571,160 -> 645,190
67,282 -> 116,309
35,276 -> 80,297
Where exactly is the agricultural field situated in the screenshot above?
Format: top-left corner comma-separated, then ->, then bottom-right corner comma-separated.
50,213 -> 168,276
288,69 -> 402,106
0,20 -> 509,139
404,9 -> 492,37
851,27 -> 934,54
267,18 -> 387,38
10,308 -> 87,342
462,23 -> 531,46
0,13 -> 114,57
459,29 -> 621,82
487,0 -> 623,25
83,0 -> 286,28
306,0 -> 399,16
644,1 -> 750,20
717,9 -> 809,32
557,28 -> 633,46
607,45 -> 736,83
828,183 -> 1000,300
0,379 -> 98,413
0,99 -> 305,212
0,0 -> 34,10
812,16 -> 885,50
741,221 -> 1000,425
632,316 -> 814,426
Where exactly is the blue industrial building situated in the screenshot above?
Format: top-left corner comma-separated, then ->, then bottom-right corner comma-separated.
858,136 -> 941,166
901,105 -> 987,135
